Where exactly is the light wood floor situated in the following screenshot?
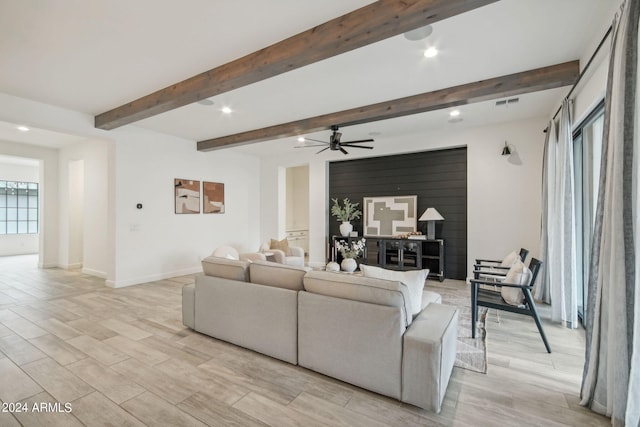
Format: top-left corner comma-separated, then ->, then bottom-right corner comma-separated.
0,255 -> 609,426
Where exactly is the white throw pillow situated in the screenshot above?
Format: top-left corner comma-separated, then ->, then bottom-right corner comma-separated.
500,259 -> 532,306
360,264 -> 429,315
500,250 -> 519,268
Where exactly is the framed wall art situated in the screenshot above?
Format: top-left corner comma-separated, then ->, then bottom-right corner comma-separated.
174,179 -> 200,214
203,181 -> 225,214
363,195 -> 417,236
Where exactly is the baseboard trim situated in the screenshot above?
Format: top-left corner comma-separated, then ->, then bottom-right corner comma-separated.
60,262 -> 83,270
82,267 -> 107,279
106,266 -> 201,288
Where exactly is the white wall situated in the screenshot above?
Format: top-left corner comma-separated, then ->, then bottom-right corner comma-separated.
0,160 -> 40,256
260,116 -> 547,275
109,126 -> 261,287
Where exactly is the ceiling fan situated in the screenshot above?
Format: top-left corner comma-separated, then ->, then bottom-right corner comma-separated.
295,125 -> 374,155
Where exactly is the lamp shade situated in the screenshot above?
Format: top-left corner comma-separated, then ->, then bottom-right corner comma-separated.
419,207 -> 444,221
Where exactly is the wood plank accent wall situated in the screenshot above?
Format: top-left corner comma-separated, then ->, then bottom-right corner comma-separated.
328,147 -> 467,280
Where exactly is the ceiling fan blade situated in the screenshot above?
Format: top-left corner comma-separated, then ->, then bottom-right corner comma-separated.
341,139 -> 374,144
342,144 -> 374,149
316,146 -> 330,154
302,138 -> 328,144
339,146 -> 348,155
294,144 -> 326,148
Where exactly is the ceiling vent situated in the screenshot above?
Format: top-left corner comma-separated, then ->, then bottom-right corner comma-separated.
496,97 -> 519,106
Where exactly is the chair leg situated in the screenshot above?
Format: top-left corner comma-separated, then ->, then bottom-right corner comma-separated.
524,289 -> 551,353
471,282 -> 478,339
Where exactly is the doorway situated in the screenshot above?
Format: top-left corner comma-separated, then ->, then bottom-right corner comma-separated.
285,165 -> 309,255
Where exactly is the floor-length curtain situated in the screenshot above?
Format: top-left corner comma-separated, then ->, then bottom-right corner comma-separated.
541,98 -> 579,328
580,1 -> 639,425
536,121 -> 556,303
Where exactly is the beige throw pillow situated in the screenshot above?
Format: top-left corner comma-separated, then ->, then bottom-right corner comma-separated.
500,259 -> 531,306
360,264 -> 429,316
500,250 -> 520,268
270,238 -> 290,254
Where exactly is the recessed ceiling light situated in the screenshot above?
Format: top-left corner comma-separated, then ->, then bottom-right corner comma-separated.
221,106 -> 232,114
423,47 -> 438,58
449,110 -> 461,117
17,126 -> 30,132
297,137 -> 305,143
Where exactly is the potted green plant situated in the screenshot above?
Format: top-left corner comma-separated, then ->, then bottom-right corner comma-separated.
331,197 -> 362,236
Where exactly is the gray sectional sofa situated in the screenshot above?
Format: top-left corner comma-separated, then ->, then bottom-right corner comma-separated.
182,256 -> 459,413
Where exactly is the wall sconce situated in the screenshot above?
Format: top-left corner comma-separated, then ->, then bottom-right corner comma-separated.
418,207 -> 444,240
501,141 -> 512,156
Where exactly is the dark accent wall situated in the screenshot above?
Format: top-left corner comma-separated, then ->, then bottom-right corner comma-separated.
328,147 -> 467,280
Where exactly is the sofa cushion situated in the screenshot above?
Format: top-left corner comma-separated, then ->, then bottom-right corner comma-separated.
249,260 -> 310,291
420,290 -> 442,312
201,256 -> 250,282
303,271 -> 413,326
360,265 -> 429,316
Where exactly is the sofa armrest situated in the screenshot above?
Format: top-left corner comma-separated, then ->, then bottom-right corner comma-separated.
182,283 -> 195,329
402,303 -> 458,412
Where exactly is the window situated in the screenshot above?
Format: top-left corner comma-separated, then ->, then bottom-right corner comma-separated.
573,100 -> 605,326
0,181 -> 39,235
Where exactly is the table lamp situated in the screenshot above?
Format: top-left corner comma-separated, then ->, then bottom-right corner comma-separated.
419,208 -> 444,240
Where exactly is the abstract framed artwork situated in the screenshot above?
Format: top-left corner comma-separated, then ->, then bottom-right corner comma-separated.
174,179 -> 200,214
203,181 -> 225,214
363,195 -> 417,236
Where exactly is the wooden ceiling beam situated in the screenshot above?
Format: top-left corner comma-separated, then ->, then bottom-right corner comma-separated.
94,0 -> 499,130
197,60 -> 579,152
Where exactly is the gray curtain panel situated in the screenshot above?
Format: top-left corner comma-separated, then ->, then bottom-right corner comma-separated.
580,1 -> 639,425
541,98 -> 579,328
536,121 -> 554,303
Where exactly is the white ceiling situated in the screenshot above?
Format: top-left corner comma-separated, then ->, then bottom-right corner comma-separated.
0,0 -> 618,156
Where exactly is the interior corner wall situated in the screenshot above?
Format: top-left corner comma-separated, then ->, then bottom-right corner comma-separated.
0,140 -> 58,266
260,116 -> 547,276
59,139 -> 110,277
110,126 -> 261,288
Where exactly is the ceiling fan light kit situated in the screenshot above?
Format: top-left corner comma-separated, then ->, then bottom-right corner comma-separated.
296,125 -> 374,155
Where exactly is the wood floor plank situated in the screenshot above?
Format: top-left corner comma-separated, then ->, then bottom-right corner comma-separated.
66,358 -> 145,405
71,391 -> 146,427
120,391 -> 208,427
0,357 -> 43,402
233,392 -> 329,427
0,333 -> 48,365
1,316 -> 48,339
34,317 -> 82,341
21,357 -> 94,403
29,333 -> 88,366
102,335 -> 171,366
178,391 -> 270,427
66,335 -> 129,366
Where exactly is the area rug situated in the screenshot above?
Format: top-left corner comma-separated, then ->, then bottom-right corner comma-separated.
429,281 -> 488,374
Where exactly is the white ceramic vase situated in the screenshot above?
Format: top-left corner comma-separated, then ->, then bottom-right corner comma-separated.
339,221 -> 353,237
341,257 -> 357,273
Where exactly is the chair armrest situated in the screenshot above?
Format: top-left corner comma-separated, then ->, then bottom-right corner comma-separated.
470,278 -> 531,289
475,258 -> 502,264
289,246 -> 305,257
267,249 -> 286,263
474,265 -> 509,271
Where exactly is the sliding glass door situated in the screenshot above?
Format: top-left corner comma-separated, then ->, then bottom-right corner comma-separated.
573,100 -> 604,326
